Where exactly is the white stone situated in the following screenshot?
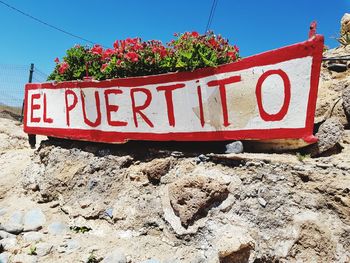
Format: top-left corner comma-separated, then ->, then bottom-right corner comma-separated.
0,237 -> 17,252
101,249 -> 127,263
47,222 -> 69,235
22,232 -> 44,242
23,209 -> 46,231
35,242 -> 53,257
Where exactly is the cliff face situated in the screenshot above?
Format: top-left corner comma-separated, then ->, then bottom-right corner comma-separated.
1,21 -> 350,263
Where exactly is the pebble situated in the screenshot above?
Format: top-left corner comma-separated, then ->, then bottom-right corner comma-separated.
48,222 -> 69,235
9,211 -> 23,225
0,230 -> 15,239
35,242 -> 53,257
258,197 -> 267,207
66,239 -> 80,253
0,252 -> 10,263
0,237 -> 17,251
23,208 -> 46,231
0,223 -> 23,235
225,141 -> 244,154
22,231 -> 44,242
12,254 -> 38,263
101,249 -> 127,263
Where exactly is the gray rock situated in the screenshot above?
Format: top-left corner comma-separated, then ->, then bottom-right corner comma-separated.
9,211 -> 23,225
66,239 -> 80,253
328,63 -> 347,73
23,209 -> 46,231
225,141 -> 244,154
35,242 -> 53,257
101,249 -> 127,263
258,197 -> 267,207
0,223 -> 23,235
104,208 -> 113,219
22,232 -> 44,242
0,208 -> 7,217
0,231 -> 15,239
47,222 -> 69,235
309,117 -> 344,156
0,252 -> 10,263
342,87 -> 350,117
0,237 -> 17,251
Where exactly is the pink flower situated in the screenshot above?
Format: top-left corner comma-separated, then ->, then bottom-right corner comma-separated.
125,51 -> 139,62
91,45 -> 103,55
208,38 -> 218,48
227,51 -> 236,59
101,63 -> 108,72
58,62 -> 69,74
54,57 -> 60,63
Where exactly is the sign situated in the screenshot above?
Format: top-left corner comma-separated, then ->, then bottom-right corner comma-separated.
24,35 -> 324,144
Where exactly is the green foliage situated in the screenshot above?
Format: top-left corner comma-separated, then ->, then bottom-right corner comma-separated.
296,152 -> 310,162
28,245 -> 37,255
70,225 -> 92,234
48,31 -> 240,82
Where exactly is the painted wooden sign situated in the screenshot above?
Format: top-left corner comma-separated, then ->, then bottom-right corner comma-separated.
24,35 -> 324,144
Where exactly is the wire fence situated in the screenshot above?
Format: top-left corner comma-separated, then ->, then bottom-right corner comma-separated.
0,64 -> 48,117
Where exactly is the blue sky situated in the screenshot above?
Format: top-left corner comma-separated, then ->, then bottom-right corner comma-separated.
0,0 -> 349,77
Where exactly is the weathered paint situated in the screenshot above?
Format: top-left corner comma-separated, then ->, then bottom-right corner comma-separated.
23,35 -> 324,144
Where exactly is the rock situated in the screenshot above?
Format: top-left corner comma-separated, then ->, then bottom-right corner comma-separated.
22,232 -> 44,242
225,141 -> 244,154
0,223 -> 23,235
9,211 -> 23,225
101,248 -> 127,263
35,242 -> 53,257
309,118 -> 344,156
168,176 -> 229,227
342,87 -> 350,118
23,209 -> 46,231
213,225 -> 254,263
12,254 -> 38,263
341,13 -> 350,35
142,158 -> 172,184
0,252 -> 9,263
195,154 -> 209,164
66,239 -> 80,253
0,231 -> 15,239
104,208 -> 113,219
47,222 -> 69,235
0,237 -> 17,252
0,208 -> 7,217
328,63 -> 347,73
258,197 -> 267,207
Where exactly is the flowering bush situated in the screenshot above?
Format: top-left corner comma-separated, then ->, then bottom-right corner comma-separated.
47,31 -> 240,81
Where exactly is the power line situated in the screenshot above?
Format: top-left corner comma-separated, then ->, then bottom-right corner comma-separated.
0,0 -> 97,45
205,0 -> 218,33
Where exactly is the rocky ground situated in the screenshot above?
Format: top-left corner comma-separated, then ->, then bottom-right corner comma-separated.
1,40 -> 350,263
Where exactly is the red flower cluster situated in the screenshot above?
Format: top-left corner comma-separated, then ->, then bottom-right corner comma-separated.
49,31 -> 240,81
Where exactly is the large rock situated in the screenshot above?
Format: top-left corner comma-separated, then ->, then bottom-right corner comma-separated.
168,176 -> 229,228
341,13 -> 350,35
309,118 -> 344,156
142,158 -> 172,184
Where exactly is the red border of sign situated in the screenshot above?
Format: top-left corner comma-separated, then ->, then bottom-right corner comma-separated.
24,35 -> 324,144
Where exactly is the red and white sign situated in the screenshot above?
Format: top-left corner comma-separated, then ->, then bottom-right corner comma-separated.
24,36 -> 324,144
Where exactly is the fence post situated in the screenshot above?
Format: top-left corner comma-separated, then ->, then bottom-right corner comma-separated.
21,63 -> 36,148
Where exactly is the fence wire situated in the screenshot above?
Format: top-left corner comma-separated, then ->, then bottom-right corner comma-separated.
0,64 -> 48,115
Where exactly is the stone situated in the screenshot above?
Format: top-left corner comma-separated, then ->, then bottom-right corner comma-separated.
0,231 -> 15,239
328,63 -> 347,73
12,254 -> 38,263
104,208 -> 113,219
168,176 -> 229,227
341,13 -> 350,35
342,87 -> 350,118
23,209 -> 46,231
22,232 -> 44,242
0,237 -> 17,252
8,211 -> 23,225
309,118 -> 344,156
0,223 -> 23,235
0,253 -> 10,263
195,154 -> 209,164
142,158 -> 172,184
225,141 -> 244,154
66,239 -> 80,253
213,225 -> 254,263
258,197 -> 267,207
101,248 -> 127,263
35,242 -> 53,257
47,222 -> 69,235
0,208 -> 7,217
